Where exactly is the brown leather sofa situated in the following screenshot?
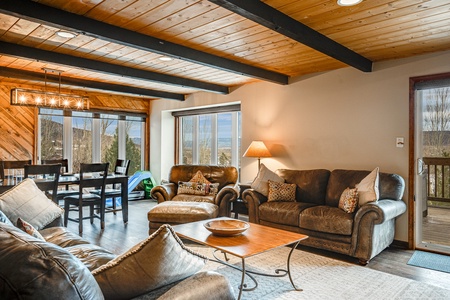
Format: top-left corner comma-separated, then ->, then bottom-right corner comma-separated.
0,214 -> 235,299
150,165 -> 239,217
243,169 -> 406,265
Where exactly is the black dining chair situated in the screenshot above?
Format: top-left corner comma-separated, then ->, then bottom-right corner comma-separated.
0,160 -> 32,180
42,159 -> 78,203
90,159 -> 130,215
63,162 -> 109,233
24,164 -> 61,203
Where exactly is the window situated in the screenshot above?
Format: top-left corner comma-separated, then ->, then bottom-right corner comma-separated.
173,105 -> 241,168
39,109 -> 145,173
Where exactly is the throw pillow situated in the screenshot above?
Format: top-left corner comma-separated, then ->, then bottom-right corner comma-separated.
338,188 -> 359,213
17,217 -> 45,240
189,170 -> 211,184
267,180 -> 296,202
0,178 -> 63,230
251,163 -> 284,196
92,224 -> 206,300
177,181 -> 220,196
0,210 -> 13,226
356,167 -> 380,206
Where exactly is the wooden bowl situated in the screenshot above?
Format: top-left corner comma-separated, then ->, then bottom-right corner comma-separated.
204,219 -> 250,236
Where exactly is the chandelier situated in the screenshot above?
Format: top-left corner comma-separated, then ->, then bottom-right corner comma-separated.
10,69 -> 89,110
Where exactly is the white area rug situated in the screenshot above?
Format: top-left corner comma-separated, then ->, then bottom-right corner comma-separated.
190,246 -> 450,300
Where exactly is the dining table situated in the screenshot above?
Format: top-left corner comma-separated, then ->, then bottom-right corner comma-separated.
0,173 -> 129,224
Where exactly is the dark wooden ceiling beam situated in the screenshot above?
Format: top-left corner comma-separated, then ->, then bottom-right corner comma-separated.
208,0 -> 373,73
0,0 -> 288,85
0,67 -> 185,101
0,41 -> 228,94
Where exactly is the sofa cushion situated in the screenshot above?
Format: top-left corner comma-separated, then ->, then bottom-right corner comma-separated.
92,224 -> 207,300
338,188 -> 359,213
299,206 -> 354,235
259,201 -> 317,227
268,180 -> 296,202
356,167 -> 380,206
177,181 -> 219,197
39,226 -> 92,248
276,169 -> 330,205
251,163 -> 284,196
17,217 -> 45,240
0,222 -> 104,300
189,170 -> 211,184
0,178 -> 63,230
66,244 -> 116,271
0,210 -> 13,226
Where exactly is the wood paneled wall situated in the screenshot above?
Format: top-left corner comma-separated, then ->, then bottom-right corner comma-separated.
0,80 -> 150,164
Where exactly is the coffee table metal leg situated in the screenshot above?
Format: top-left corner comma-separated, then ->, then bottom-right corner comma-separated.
286,240 -> 302,291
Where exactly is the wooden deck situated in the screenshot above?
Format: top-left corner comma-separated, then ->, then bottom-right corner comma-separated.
422,206 -> 450,248
66,199 -> 450,292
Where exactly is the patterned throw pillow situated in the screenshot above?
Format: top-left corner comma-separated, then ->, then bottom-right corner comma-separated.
178,181 -> 220,196
17,217 -> 45,240
189,170 -> 211,184
267,180 -> 296,202
338,188 -> 359,213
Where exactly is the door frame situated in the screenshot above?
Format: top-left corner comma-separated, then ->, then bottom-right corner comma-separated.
408,71 -> 450,250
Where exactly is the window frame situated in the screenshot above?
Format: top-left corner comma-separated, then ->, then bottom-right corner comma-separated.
173,104 -> 241,168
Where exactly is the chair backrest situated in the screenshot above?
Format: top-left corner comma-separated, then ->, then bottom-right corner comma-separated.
169,165 -> 238,190
0,160 -> 32,179
79,163 -> 109,198
42,159 -> 69,173
24,164 -> 61,203
114,159 -> 130,175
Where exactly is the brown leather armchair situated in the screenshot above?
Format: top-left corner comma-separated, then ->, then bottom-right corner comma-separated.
150,165 -> 239,217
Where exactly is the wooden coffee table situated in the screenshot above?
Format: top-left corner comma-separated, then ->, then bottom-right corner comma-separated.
173,217 -> 308,299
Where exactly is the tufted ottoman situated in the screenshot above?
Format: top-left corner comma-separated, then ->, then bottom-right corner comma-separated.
148,201 -> 219,234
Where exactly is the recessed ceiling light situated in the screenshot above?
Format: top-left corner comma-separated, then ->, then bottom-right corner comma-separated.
337,0 -> 363,6
159,56 -> 173,61
56,31 -> 77,39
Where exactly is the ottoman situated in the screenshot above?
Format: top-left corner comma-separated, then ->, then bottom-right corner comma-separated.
148,201 -> 219,234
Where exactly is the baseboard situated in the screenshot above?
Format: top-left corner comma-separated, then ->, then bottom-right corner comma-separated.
391,239 -> 409,249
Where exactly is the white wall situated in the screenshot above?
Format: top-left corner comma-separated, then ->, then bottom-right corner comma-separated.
150,50 -> 450,242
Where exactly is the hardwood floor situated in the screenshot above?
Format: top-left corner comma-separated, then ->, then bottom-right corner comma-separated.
66,199 -> 450,291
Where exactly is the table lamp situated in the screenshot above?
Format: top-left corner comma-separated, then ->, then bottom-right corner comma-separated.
243,141 -> 272,171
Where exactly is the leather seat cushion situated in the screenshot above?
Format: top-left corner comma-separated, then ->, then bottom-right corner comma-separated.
39,226 -> 91,248
0,223 -> 104,300
66,244 -> 116,271
259,201 -> 317,227
172,194 -> 215,204
300,206 -> 354,235
148,201 -> 218,224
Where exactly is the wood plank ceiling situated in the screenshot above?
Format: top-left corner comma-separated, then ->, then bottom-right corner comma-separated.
0,0 -> 449,101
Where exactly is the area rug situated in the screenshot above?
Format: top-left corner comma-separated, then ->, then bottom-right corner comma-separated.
188,246 -> 450,300
408,250 -> 450,274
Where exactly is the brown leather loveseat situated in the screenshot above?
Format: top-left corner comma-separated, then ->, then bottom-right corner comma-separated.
243,168 -> 406,265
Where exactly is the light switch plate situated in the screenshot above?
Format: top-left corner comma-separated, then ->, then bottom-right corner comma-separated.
396,137 -> 404,148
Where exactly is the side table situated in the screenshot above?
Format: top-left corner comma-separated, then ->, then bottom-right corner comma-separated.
232,183 -> 251,219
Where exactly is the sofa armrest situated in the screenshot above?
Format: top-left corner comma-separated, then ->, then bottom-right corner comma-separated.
242,189 -> 267,223
215,184 -> 239,217
355,199 -> 407,225
156,271 -> 235,300
151,183 -> 177,203
352,199 -> 406,263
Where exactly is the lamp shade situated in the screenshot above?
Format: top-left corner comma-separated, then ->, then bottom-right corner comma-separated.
243,141 -> 271,158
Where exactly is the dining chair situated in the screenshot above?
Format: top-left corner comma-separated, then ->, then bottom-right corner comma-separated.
0,160 -> 32,180
24,164 -> 61,203
90,159 -> 130,215
42,159 -> 78,202
63,162 -> 109,233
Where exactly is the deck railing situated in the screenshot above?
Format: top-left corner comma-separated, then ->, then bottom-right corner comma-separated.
423,157 -> 450,206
